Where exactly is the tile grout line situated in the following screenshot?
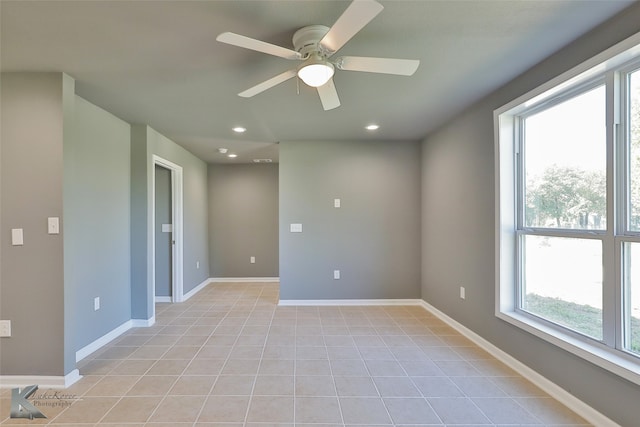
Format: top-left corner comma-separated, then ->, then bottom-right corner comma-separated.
205,286 -> 256,424
326,306 -> 347,427
242,285 -> 275,425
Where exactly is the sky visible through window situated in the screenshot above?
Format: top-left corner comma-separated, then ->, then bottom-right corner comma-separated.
525,85 -> 605,177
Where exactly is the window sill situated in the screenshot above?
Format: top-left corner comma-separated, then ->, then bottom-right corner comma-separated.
497,310 -> 640,386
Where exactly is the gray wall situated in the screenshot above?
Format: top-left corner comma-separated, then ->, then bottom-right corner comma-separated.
130,126 -> 151,319
1,74 -> 208,377
130,125 -> 209,319
208,164 -> 279,278
279,140 -> 421,300
420,4 -> 640,426
0,73 -> 68,375
64,95 -> 131,353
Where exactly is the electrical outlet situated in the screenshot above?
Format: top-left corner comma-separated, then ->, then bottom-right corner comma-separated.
94,297 -> 100,311
0,320 -> 11,337
334,270 -> 341,280
250,256 -> 256,264
460,286 -> 466,300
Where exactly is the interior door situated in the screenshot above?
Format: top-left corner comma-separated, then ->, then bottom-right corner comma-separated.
155,164 -> 173,299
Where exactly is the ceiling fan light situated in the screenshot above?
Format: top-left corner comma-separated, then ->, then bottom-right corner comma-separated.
298,61 -> 334,88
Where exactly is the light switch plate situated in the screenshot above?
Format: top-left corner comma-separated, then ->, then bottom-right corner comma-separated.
250,256 -> 256,264
48,217 -> 60,234
0,320 -> 11,337
334,198 -> 341,208
94,297 -> 100,311
290,223 -> 303,233
333,270 -> 341,280
11,229 -> 24,246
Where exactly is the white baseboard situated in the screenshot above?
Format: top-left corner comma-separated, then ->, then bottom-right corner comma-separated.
184,278 -> 213,301
76,315 -> 155,362
279,298 -> 423,306
76,320 -> 133,362
210,277 -> 280,283
0,369 -> 82,389
63,369 -> 82,388
417,300 -> 620,427
131,315 -> 155,328
155,296 -> 172,303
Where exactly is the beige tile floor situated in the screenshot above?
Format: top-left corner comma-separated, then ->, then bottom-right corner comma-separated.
1,282 -> 590,426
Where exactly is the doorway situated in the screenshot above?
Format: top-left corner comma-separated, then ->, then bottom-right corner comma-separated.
152,155 -> 184,307
154,164 -> 172,302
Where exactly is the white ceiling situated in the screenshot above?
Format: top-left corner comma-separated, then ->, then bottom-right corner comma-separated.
1,0 -> 635,163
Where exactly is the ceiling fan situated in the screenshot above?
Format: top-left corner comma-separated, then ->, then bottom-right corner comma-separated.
216,0 -> 420,111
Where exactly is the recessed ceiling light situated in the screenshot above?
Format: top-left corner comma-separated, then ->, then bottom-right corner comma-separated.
365,124 -> 380,131
228,153 -> 238,158
232,126 -> 246,133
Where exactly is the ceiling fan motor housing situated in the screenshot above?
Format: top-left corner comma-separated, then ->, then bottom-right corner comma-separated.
293,25 -> 330,58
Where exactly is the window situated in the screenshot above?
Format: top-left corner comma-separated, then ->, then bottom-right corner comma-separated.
496,34 -> 640,383
522,235 -> 603,340
519,85 -> 606,341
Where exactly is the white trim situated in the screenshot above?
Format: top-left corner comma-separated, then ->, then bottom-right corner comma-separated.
63,369 -> 82,388
75,320 -> 132,362
0,369 -> 82,389
279,298 -> 423,306
210,277 -> 280,283
155,296 -> 172,303
131,316 -> 155,328
184,278 -> 213,301
75,316 -> 155,362
418,300 -> 621,427
151,155 -> 184,315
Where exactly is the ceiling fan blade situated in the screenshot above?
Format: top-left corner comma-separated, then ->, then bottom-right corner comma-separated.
317,79 -> 341,111
336,56 -> 420,76
217,32 -> 302,60
319,0 -> 384,56
238,69 -> 297,98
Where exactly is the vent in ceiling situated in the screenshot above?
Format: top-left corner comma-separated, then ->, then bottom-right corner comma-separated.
253,159 -> 273,163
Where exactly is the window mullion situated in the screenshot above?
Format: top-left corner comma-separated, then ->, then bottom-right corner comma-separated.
603,71 -> 619,348
616,68 -> 629,352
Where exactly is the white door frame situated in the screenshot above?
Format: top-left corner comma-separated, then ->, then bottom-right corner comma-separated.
152,155 -> 184,305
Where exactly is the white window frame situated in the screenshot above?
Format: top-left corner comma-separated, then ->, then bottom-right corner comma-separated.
495,31 -> 640,385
